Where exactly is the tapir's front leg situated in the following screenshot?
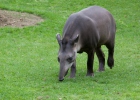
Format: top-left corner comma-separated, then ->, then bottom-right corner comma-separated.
70,60 -> 76,78
86,50 -> 95,76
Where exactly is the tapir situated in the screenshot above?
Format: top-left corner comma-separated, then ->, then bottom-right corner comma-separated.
56,6 -> 116,81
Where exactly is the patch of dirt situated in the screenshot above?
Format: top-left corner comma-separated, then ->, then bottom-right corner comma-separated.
0,10 -> 44,28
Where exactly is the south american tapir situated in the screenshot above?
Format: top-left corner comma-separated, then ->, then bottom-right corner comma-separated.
56,6 -> 116,81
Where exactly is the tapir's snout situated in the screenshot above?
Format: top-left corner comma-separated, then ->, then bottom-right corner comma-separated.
58,68 -> 69,81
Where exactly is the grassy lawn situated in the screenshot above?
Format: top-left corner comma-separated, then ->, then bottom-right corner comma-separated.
0,0 -> 140,100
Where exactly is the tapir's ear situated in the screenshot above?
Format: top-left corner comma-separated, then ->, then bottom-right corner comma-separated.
70,34 -> 79,45
56,33 -> 62,46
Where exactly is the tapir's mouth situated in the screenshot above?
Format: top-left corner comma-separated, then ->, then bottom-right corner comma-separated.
64,69 -> 69,76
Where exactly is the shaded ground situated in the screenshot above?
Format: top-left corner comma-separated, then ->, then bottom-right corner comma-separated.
0,10 -> 44,28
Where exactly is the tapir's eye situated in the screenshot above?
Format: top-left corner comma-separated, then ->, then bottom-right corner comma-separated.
58,57 -> 60,62
67,57 -> 73,63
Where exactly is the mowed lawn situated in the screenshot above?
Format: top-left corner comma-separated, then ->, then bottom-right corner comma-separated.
0,0 -> 140,100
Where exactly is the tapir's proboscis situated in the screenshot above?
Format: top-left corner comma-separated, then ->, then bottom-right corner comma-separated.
56,6 -> 116,81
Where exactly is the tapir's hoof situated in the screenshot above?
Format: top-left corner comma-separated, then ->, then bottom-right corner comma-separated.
109,65 -> 113,69
98,68 -> 105,72
107,58 -> 114,68
70,74 -> 75,78
86,73 -> 94,76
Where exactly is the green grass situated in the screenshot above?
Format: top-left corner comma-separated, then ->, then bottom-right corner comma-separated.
0,0 -> 140,100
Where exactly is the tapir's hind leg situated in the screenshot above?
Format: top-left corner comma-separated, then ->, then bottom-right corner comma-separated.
106,43 -> 114,69
96,47 -> 105,71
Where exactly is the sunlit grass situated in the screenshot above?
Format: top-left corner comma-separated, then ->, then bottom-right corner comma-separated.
0,0 -> 140,100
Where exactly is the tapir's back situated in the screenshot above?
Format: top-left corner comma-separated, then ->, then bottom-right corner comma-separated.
62,6 -> 116,49
79,6 -> 115,28
78,6 -> 116,45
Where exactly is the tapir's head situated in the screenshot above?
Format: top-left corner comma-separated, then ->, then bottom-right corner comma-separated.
56,33 -> 79,81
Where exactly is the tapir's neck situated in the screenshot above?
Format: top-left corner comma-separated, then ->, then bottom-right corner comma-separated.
63,23 -> 82,53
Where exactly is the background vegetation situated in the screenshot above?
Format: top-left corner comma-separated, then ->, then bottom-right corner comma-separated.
0,0 -> 139,99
